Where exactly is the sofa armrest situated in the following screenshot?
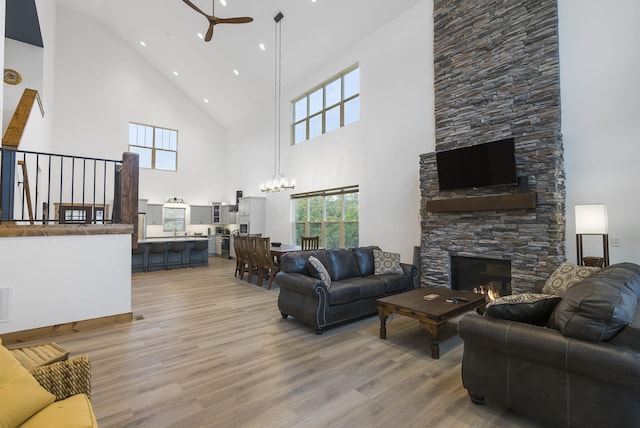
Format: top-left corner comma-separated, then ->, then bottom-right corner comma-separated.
275,271 -> 327,297
30,355 -> 92,401
400,263 -> 418,289
458,314 -> 640,392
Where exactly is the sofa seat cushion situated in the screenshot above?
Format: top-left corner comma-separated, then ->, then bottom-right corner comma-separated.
20,394 -> 97,428
553,274 -> 639,342
366,274 -> 410,293
0,344 -> 56,428
328,278 -> 386,306
484,293 -> 561,325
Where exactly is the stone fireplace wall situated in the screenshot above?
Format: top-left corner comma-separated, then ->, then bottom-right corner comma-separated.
420,0 -> 565,293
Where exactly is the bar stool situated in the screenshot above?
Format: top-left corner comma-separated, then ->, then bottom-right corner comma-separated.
190,240 -> 209,267
168,241 -> 187,269
147,242 -> 169,271
131,243 -> 146,272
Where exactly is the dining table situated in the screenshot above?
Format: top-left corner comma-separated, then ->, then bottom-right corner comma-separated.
270,244 -> 302,262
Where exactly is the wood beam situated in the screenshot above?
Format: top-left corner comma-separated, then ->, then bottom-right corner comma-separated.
2,88 -> 41,148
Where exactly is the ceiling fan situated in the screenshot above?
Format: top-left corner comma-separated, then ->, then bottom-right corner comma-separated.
182,0 -> 254,42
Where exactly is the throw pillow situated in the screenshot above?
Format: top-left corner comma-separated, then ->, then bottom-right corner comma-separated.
307,256 -> 332,289
0,345 -> 56,428
484,293 -> 562,325
373,249 -> 404,275
542,263 -> 601,296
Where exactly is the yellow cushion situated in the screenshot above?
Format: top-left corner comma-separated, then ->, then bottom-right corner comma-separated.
19,394 -> 97,428
0,345 -> 56,428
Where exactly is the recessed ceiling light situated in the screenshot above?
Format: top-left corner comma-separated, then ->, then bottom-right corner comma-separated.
311,0 -> 318,3
140,41 -> 146,47
197,32 -> 204,40
173,71 -> 179,77
259,43 -> 266,51
204,98 -> 209,104
220,0 -> 227,6
233,69 -> 240,76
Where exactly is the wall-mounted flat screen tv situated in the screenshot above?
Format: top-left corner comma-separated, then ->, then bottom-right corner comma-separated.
436,138 -> 517,191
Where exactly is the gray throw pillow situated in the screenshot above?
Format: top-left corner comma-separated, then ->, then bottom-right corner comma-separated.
307,256 -> 332,289
542,263 -> 601,296
373,249 -> 403,275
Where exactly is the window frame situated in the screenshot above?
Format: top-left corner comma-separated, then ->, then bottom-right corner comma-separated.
291,64 -> 360,144
291,185 -> 359,249
128,122 -> 179,171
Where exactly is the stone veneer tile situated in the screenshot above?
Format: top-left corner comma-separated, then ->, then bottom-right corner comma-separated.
421,0 -> 565,293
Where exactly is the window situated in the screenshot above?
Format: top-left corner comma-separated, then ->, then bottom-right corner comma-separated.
292,186 -> 359,249
55,204 -> 108,224
128,123 -> 178,171
163,207 -> 186,233
292,65 -> 360,144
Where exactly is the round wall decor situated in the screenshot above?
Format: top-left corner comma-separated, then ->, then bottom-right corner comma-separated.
4,69 -> 22,85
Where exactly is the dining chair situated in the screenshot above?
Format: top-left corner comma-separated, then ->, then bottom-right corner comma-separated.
233,235 -> 244,277
246,236 -> 261,284
256,237 -> 280,289
235,235 -> 250,280
301,236 -> 319,251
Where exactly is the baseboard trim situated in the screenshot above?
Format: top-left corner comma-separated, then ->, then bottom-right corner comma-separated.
0,312 -> 133,345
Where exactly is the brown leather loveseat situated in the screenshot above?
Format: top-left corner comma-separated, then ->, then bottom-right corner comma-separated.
458,262 -> 640,428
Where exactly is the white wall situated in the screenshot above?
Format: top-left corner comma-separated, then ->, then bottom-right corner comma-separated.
226,0 -> 435,261
53,7 -> 228,207
0,234 -> 131,334
559,0 -> 640,264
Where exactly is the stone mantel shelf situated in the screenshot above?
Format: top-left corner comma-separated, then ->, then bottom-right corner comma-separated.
426,192 -> 537,213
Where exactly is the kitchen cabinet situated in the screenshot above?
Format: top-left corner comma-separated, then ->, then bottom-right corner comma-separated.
146,204 -> 163,225
190,205 -> 212,225
238,196 -> 265,235
212,203 -> 230,224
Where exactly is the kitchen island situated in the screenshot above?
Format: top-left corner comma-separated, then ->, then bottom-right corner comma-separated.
132,237 -> 209,272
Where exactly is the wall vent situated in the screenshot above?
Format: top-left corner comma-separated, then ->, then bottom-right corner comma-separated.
0,287 -> 12,323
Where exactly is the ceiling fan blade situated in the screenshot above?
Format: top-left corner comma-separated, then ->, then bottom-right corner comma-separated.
182,0 -> 210,19
205,23 -> 215,42
214,17 -> 254,24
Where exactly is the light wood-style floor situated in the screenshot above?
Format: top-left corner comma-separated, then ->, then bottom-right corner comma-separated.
47,257 -> 543,428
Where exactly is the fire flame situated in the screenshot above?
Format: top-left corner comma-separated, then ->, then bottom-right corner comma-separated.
474,282 -> 500,300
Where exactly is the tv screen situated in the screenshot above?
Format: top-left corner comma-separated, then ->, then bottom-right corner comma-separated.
436,138 -> 517,191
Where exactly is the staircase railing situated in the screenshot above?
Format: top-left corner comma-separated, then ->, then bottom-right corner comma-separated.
0,88 -> 139,245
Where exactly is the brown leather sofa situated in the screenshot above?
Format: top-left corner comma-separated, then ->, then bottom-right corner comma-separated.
458,262 -> 640,428
276,246 -> 416,334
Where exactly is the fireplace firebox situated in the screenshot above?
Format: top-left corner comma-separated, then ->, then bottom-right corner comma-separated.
450,256 -> 512,298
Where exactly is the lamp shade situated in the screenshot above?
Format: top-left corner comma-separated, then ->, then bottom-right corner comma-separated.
575,204 -> 608,234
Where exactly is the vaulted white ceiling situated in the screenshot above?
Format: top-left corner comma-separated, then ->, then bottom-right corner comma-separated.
56,0 -> 424,128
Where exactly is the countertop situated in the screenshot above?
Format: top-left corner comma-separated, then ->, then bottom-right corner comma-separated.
140,236 -> 208,243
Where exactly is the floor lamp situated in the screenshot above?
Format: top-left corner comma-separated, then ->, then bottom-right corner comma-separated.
575,204 -> 609,267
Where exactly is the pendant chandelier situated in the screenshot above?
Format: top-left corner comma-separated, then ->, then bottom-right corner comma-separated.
260,12 -> 295,193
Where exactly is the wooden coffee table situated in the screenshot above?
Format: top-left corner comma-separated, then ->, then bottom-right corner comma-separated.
377,287 -> 487,359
